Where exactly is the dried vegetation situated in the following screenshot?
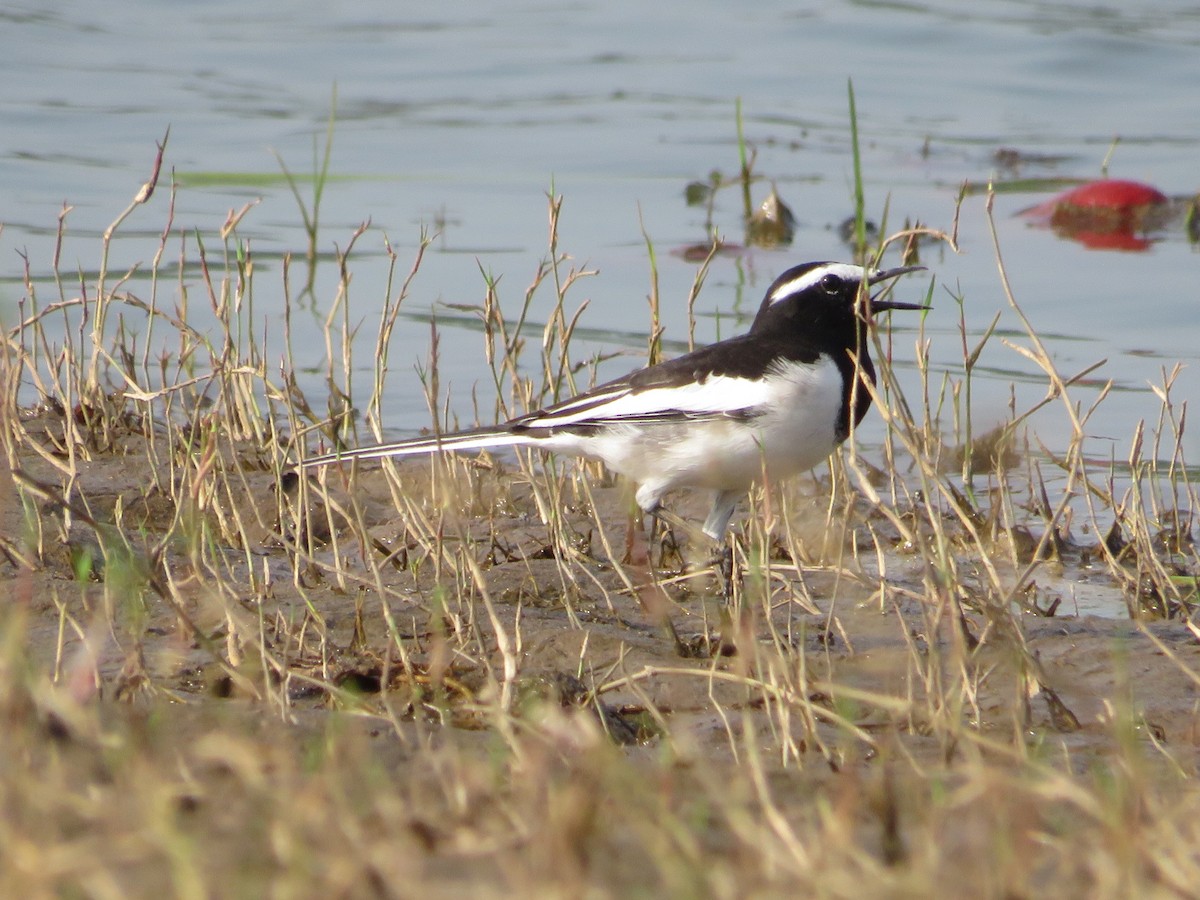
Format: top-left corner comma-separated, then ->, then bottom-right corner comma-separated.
1,133 -> 1199,898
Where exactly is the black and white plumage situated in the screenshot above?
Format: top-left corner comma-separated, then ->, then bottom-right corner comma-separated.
302,261 -> 926,541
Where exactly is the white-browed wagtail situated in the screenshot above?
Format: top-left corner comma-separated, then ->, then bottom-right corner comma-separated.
303,261 -> 927,545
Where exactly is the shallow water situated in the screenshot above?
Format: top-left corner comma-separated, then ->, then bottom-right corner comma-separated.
3,2 -> 1199,614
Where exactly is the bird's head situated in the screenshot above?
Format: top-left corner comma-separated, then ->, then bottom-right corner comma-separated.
751,261 -> 927,341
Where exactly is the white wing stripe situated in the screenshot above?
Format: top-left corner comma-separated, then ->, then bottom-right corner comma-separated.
520,374 -> 775,428
533,384 -> 630,417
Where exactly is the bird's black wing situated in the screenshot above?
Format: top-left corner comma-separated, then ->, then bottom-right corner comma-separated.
509,333 -> 823,435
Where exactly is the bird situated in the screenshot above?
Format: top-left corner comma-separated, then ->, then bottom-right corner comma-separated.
302,260 -> 927,547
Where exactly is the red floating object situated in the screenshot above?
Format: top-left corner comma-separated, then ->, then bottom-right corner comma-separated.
1053,178 -> 1166,211
1019,179 -> 1170,252
1020,179 -> 1168,222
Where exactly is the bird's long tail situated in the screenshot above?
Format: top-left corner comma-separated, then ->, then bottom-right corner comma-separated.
301,426 -> 534,469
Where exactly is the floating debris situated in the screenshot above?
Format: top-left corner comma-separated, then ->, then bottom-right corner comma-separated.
745,185 -> 796,248
1017,179 -> 1172,251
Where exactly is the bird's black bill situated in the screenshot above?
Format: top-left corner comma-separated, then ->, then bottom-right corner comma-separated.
867,265 -> 929,314
871,298 -> 928,312
867,264 -> 925,286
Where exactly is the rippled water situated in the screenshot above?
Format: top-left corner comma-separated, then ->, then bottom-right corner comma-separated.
3,2 -> 1199,611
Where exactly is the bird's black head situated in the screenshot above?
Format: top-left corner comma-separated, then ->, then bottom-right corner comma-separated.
750,261 -> 926,347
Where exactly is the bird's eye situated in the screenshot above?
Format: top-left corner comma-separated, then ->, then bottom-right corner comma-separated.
820,273 -> 843,294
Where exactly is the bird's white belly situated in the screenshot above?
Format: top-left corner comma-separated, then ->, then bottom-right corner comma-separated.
548,356 -> 845,503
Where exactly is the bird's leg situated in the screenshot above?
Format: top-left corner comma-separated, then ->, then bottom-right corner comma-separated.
701,489 -> 743,603
621,507 -> 641,565
649,502 -> 744,603
702,535 -> 749,657
635,503 -> 746,658
714,538 -> 736,604
650,508 -> 687,572
621,506 -> 675,570
616,505 -> 692,656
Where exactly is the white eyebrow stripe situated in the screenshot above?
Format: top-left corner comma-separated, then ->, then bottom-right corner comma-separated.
768,263 -> 868,304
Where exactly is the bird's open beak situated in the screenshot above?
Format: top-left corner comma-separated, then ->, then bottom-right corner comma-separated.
867,265 -> 929,313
